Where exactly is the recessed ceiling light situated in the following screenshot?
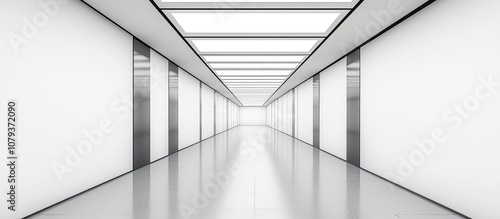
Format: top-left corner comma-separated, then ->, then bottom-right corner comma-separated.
191,39 -> 319,53
226,83 -> 281,86
220,76 -> 287,80
210,63 -> 299,69
170,11 -> 340,35
234,95 -> 271,97
216,70 -> 292,76
204,55 -> 305,62
162,0 -> 352,2
231,88 -> 276,91
223,80 -> 284,83
233,92 -> 274,95
228,86 -> 280,88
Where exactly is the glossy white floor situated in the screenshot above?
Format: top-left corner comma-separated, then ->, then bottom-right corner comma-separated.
29,126 -> 463,219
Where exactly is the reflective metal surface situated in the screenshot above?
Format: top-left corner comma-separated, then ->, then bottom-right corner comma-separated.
346,49 -> 360,167
169,62 -> 179,154
133,38 -> 151,170
313,74 -> 320,148
213,90 -> 216,136
30,126 -> 463,219
292,89 -> 296,138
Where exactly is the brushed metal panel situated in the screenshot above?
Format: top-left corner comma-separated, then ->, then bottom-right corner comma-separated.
313,74 -> 320,148
169,62 -> 179,154
214,90 -> 216,135
133,38 -> 151,170
292,89 -> 296,138
346,49 -> 360,167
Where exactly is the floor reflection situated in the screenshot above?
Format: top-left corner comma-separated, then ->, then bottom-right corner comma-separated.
30,126 -> 464,219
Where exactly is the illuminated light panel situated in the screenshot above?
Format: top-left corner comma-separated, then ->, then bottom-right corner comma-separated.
232,89 -> 278,91
210,63 -> 298,69
226,83 -> 281,85
227,85 -> 280,88
204,55 -> 305,62
228,85 -> 279,89
163,0 -> 351,2
223,80 -> 284,83
170,12 -> 340,34
216,70 -> 292,76
220,76 -> 287,80
191,39 -> 319,53
231,89 -> 276,92
235,94 -> 274,96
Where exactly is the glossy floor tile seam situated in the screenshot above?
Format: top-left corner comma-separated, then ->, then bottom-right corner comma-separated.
29,126 -> 465,219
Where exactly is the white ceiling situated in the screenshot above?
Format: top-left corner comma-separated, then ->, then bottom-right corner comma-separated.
82,0 -> 430,106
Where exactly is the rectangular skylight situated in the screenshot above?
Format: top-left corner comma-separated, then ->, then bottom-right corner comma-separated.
216,70 -> 292,76
191,39 -> 319,53
170,11 -> 340,35
204,55 -> 305,62
210,63 -> 299,69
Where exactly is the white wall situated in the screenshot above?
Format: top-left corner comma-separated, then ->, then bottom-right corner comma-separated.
266,104 -> 271,126
240,107 -> 267,125
360,0 -> 500,218
228,101 -> 234,128
0,0 -> 133,217
215,92 -> 226,133
267,91 -> 294,135
201,83 -> 215,140
297,78 -> 314,144
178,69 -> 200,150
150,50 -> 169,162
320,58 -> 347,159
